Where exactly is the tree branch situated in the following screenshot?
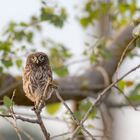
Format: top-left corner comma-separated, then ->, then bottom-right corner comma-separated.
71,63 -> 140,137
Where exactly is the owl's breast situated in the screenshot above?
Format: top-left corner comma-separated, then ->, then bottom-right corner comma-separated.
22,65 -> 51,103
30,67 -> 48,91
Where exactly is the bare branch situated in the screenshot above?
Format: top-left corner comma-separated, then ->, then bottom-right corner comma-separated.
0,114 -> 38,123
54,88 -> 95,140
50,132 -> 71,140
72,63 -> 140,137
5,118 -> 23,140
113,85 -> 138,110
100,103 -> 112,140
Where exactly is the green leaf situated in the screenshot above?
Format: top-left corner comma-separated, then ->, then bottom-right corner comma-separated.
2,59 -> 13,67
80,18 -> 90,27
128,83 -> 140,102
119,3 -> 127,13
79,101 -> 92,111
46,103 -> 61,115
20,22 -> 28,27
40,7 -> 67,28
89,55 -> 96,64
0,66 -> 3,73
74,111 -> 82,121
89,108 -> 97,119
7,22 -> 16,33
0,42 -> 11,52
15,31 -> 25,41
76,101 -> 97,120
16,59 -> 22,68
117,80 -> 125,90
26,32 -> 33,43
87,124 -> 94,129
128,94 -> 140,102
79,101 -> 97,119
0,108 -> 6,114
54,66 -> 69,77
3,96 -> 13,108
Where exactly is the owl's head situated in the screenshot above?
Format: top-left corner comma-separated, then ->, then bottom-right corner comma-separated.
26,52 -> 49,66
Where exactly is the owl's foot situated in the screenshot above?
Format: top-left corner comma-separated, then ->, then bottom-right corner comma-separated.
31,106 -> 36,111
32,101 -> 39,111
50,83 -> 58,89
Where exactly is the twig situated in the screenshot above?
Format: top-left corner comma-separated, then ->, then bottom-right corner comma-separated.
21,129 -> 34,140
7,90 -> 23,140
34,111 -> 49,140
0,114 -> 38,123
13,112 -> 70,123
113,85 -> 138,111
0,90 -> 38,123
50,132 -> 71,139
5,118 -> 23,140
115,37 -> 138,79
4,90 -> 34,140
100,103 -> 112,140
54,88 -> 95,140
106,102 -> 140,108
72,63 -> 140,137
4,116 -> 34,140
65,134 -> 107,140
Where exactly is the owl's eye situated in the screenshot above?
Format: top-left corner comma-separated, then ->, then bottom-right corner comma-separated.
39,55 -> 45,62
31,56 -> 37,63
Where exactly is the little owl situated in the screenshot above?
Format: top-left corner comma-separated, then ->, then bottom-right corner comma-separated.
22,52 -> 52,107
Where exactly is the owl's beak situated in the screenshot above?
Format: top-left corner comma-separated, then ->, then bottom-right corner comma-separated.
36,59 -> 39,64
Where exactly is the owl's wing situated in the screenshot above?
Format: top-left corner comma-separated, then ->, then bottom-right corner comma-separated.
47,65 -> 52,80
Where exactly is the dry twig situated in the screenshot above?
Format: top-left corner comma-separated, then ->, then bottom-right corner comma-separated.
72,63 -> 140,138
113,85 -> 138,111
54,88 -> 95,140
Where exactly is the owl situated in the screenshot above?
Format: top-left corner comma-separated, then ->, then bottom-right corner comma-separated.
22,52 -> 52,107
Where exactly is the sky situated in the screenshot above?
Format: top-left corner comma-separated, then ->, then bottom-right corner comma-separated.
0,0 -> 140,140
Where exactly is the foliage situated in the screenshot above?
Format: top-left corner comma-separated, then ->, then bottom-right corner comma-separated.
0,0 -> 139,75
46,103 -> 61,115
74,100 -> 97,121
40,7 -> 67,28
80,0 -> 139,29
128,83 -> 140,102
79,0 -> 140,67
3,96 -> 13,108
0,96 -> 13,114
83,38 -> 112,64
0,4 -> 68,77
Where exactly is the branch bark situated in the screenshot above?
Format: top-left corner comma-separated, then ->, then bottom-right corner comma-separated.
100,103 -> 112,140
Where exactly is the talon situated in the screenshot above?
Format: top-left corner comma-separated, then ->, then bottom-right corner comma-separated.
50,83 -> 58,89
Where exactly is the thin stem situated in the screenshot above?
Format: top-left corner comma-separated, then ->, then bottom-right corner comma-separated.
72,63 -> 140,137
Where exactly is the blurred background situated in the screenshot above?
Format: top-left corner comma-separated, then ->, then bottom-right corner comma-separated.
0,0 -> 140,140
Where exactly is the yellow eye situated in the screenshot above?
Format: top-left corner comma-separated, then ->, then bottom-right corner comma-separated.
39,55 -> 45,61
31,56 -> 37,63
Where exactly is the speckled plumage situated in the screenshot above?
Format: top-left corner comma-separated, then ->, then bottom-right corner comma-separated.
22,52 -> 52,105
